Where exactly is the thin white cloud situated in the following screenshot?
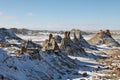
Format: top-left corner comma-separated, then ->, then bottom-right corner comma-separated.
27,12 -> 33,16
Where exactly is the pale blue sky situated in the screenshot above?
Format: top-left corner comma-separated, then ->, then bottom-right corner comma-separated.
0,0 -> 120,30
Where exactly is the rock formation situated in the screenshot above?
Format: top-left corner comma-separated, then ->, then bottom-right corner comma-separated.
72,30 -> 97,50
88,30 -> 120,47
18,40 -> 41,56
0,28 -> 22,41
72,32 -> 81,47
42,34 -> 60,52
60,31 -> 85,55
24,40 -> 42,49
0,28 -> 23,47
54,35 -> 62,43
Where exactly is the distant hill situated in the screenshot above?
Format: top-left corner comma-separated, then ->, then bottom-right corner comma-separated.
10,28 -> 30,35
71,29 -> 90,35
0,28 -> 22,42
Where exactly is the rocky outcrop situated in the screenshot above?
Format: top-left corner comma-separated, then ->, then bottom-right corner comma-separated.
72,31 -> 97,50
0,28 -> 22,41
60,31 -> 86,55
88,30 -> 120,47
42,34 -> 60,52
42,32 -> 86,56
0,47 -> 81,80
18,40 -> 42,55
0,28 -> 23,47
23,40 -> 42,49
54,35 -> 62,43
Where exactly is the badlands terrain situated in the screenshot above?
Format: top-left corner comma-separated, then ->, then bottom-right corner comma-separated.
0,28 -> 120,80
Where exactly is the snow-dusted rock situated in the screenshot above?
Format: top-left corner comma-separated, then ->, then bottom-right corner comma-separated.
0,28 -> 22,41
60,31 -> 87,56
88,30 -> 120,47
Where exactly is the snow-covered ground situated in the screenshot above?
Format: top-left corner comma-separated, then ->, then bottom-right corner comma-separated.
0,31 -> 120,80
0,46 -> 108,80
17,34 -> 47,42
17,33 -> 64,42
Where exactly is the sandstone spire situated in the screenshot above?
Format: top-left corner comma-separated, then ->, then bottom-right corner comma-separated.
60,31 -> 85,55
42,34 -> 60,52
78,31 -> 83,39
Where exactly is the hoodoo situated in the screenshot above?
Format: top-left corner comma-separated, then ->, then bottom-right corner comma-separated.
60,31 -> 85,55
42,34 -> 60,52
72,30 -> 97,50
88,30 -> 120,47
72,32 -> 81,47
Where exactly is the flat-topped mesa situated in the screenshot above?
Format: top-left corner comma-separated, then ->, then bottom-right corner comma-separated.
88,30 -> 120,47
42,34 -> 60,52
60,31 -> 85,55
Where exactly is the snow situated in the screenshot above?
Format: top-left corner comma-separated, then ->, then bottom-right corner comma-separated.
0,28 -> 22,41
0,30 -> 120,80
0,46 -> 108,80
17,34 -> 46,42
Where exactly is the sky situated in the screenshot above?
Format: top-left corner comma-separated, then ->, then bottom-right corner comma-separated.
0,0 -> 120,30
